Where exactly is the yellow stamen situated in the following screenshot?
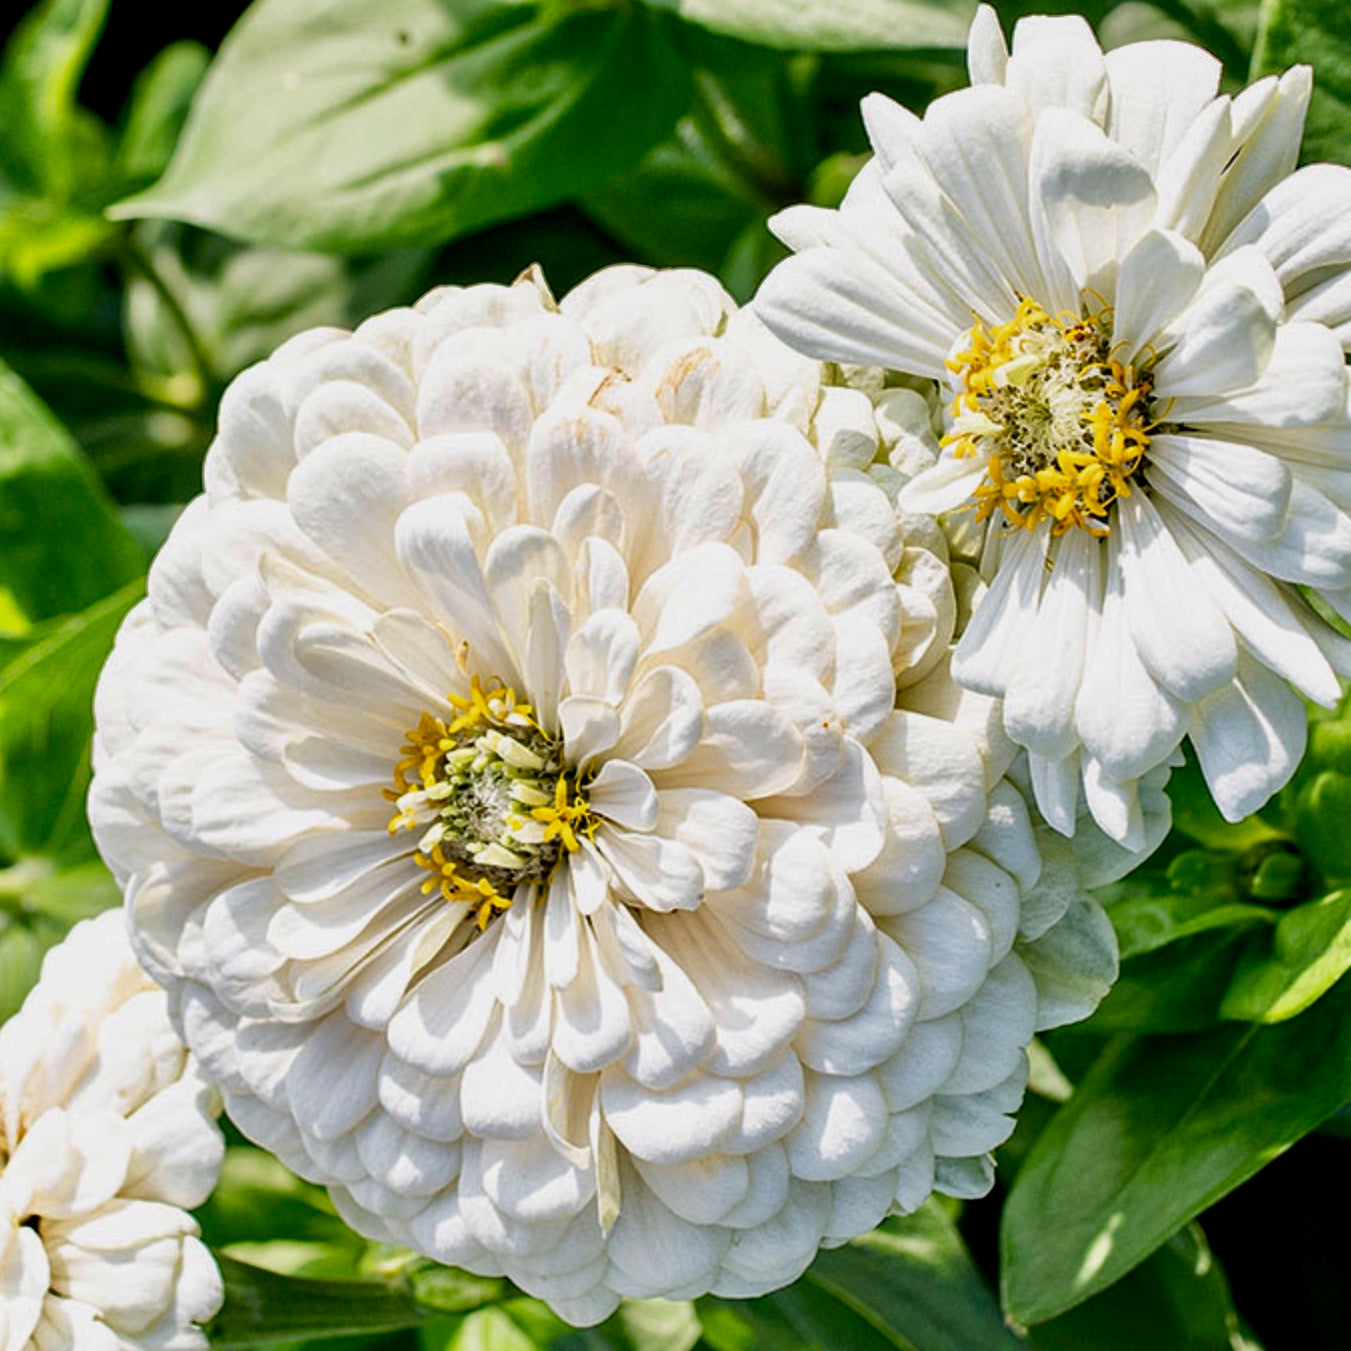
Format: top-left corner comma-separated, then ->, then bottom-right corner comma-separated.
943,297 -> 1160,537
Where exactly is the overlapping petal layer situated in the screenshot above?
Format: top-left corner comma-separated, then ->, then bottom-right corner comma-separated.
0,912 -> 224,1351
91,264 -> 1114,1322
756,5 -> 1351,847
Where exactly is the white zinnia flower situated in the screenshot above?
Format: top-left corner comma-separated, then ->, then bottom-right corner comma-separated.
755,4 -> 1351,848
89,264 -> 1115,1324
0,911 -> 224,1351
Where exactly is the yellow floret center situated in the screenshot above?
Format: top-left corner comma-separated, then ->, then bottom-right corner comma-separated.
944,297 -> 1159,537
384,674 -> 595,930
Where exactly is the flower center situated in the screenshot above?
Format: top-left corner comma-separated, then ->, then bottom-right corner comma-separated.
385,676 -> 595,929
944,297 -> 1159,536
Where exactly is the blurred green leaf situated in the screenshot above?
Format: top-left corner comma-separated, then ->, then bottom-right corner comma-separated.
0,0 -> 108,198
198,1147 -> 363,1257
1027,1223 -> 1258,1351
0,579 -> 141,861
639,0 -> 972,52
0,0 -> 119,288
208,1257 -> 424,1349
442,1308 -> 535,1351
113,0 -> 691,254
1221,888 -> 1351,1023
702,1203 -> 1020,1351
0,854 -> 118,1018
124,222 -> 432,389
113,41 -> 211,192
0,359 -> 144,622
1252,0 -> 1351,165
1002,975 -> 1351,1324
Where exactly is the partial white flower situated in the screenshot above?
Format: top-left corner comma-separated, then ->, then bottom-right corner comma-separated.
756,4 -> 1351,848
90,264 -> 1114,1324
0,911 -> 224,1351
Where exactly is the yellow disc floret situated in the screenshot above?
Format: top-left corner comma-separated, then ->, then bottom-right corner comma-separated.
944,297 -> 1160,537
384,674 -> 592,929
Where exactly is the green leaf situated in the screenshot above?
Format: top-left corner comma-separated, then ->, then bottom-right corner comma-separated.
0,0 -> 109,198
407,1267 -> 509,1318
1221,889 -> 1351,1023
1089,886 -> 1271,1033
1002,975 -> 1351,1324
0,580 -> 142,861
1252,0 -> 1351,165
112,0 -> 691,254
581,28 -> 807,291
0,0 -> 120,289
0,360 -> 144,623
113,41 -> 211,191
0,907 -> 55,1021
702,1203 -> 1019,1351
639,0 -> 973,53
198,1147 -> 363,1256
123,222 -> 432,389
1295,771 -> 1351,885
1167,756 -> 1285,853
207,1257 -> 424,1349
1027,1223 -> 1258,1351
0,856 -> 118,1018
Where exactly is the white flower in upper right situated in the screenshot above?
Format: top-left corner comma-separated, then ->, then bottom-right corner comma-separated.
755,3 -> 1351,849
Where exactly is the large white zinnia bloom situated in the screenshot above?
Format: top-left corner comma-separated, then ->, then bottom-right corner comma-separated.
0,911 -> 224,1351
89,264 -> 1114,1324
755,4 -> 1351,848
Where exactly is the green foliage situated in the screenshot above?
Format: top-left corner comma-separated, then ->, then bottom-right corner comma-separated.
112,0 -> 693,254
638,0 -> 973,53
208,1258 -> 426,1348
1026,1224 -> 1257,1351
1252,0 -> 1351,163
1002,977 -> 1351,1323
701,1205 -> 1020,1351
0,359 -> 144,623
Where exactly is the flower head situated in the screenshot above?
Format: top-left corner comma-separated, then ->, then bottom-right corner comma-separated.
91,264 -> 1114,1323
755,5 -> 1351,847
0,911 -> 224,1351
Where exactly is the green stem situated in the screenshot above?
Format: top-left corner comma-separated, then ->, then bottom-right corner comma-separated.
118,235 -> 215,399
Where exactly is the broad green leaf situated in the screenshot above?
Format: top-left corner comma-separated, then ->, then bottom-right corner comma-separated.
1088,923 -> 1267,1033
0,360 -> 144,622
113,41 -> 211,191
1028,1223 -> 1258,1351
207,1257 -> 424,1349
112,0 -> 691,254
639,0 -> 972,52
1221,889 -> 1351,1023
0,580 -> 141,861
1252,0 -> 1351,165
1002,975 -> 1351,1323
703,1204 -> 1019,1351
